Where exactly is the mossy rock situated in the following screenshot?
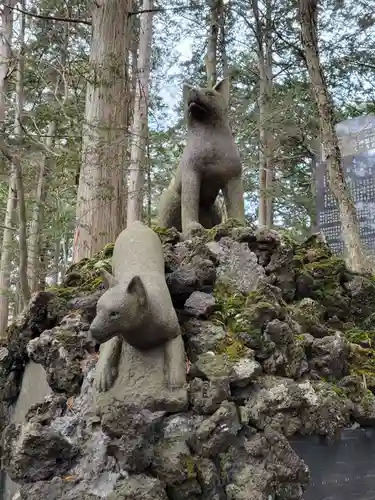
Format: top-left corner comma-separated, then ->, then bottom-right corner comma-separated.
277,228 -> 301,249
47,286 -> 78,302
363,312 -> 375,330
211,281 -> 286,357
152,225 -> 181,245
297,233 -> 332,261
304,257 -> 346,280
349,343 -> 375,380
212,288 -> 251,335
216,334 -> 250,362
203,217 -> 247,243
181,455 -> 197,480
348,276 -> 375,322
54,328 -> 82,350
343,324 -> 375,347
315,286 -> 351,321
295,257 -> 346,293
101,243 -> 114,257
294,249 -> 350,320
289,298 -> 328,336
47,245 -> 114,304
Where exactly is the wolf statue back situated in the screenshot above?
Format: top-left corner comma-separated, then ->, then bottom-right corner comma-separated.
157,78 -> 245,236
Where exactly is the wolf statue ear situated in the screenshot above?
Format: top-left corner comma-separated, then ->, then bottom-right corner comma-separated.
100,268 -> 118,288
213,77 -> 230,104
127,275 -> 148,308
183,84 -> 194,104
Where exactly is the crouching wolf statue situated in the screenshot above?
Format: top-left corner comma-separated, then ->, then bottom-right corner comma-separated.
89,221 -> 187,412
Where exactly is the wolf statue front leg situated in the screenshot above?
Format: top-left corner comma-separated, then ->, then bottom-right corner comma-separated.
164,335 -> 186,389
181,168 -> 204,236
95,335 -> 122,393
222,175 -> 245,223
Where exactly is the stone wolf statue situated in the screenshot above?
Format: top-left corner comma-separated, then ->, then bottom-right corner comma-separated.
89,221 -> 186,404
157,77 -> 245,235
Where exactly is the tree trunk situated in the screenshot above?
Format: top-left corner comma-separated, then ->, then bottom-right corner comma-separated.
127,0 -> 153,225
219,1 -> 229,78
129,11 -> 139,129
50,237 -> 61,286
61,234 -> 69,282
264,0 -> 273,228
28,14 -> 68,292
13,1 -> 29,308
299,0 -> 370,272
0,0 -> 16,341
252,0 -> 273,228
73,0 -> 132,261
28,121 -> 56,293
0,0 -> 15,130
0,175 -> 16,340
205,0 -> 220,87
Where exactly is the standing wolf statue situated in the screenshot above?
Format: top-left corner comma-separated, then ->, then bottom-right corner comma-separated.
89,221 -> 187,412
157,77 -> 245,235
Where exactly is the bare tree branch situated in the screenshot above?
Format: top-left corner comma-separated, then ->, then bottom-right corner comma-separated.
129,5 -> 203,17
0,223 -> 16,232
3,4 -> 92,25
3,3 -> 205,25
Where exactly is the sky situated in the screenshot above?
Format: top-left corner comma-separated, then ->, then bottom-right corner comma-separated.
151,30 -> 194,130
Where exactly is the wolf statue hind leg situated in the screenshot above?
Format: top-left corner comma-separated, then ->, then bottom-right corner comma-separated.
158,188 -> 182,230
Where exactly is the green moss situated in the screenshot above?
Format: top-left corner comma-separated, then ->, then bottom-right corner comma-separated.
246,290 -> 267,304
46,244 -> 114,302
203,217 -> 245,242
349,344 -> 375,381
289,298 -> 325,334
363,312 -> 375,330
304,257 -> 346,279
329,383 -> 347,399
277,228 -> 300,249
47,286 -> 77,301
211,284 -> 248,332
181,455 -> 196,480
216,335 -> 248,362
298,233 -> 332,256
345,326 -> 374,346
101,243 -> 114,257
360,389 -> 375,411
152,226 -> 180,244
55,329 -> 81,349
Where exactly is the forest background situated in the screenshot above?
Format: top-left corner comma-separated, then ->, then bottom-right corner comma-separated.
0,0 -> 374,340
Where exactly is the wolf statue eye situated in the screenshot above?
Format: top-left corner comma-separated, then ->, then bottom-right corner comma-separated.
206,91 -> 215,97
109,311 -> 119,317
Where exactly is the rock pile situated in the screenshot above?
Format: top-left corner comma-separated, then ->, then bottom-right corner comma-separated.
2,220 -> 375,499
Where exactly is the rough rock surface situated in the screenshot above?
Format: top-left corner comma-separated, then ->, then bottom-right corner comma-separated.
2,221 -> 375,499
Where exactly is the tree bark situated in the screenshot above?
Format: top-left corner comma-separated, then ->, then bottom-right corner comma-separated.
73,0 -> 132,261
127,0 -> 153,225
252,0 -> 273,228
299,0 -> 370,272
205,0 -> 220,87
0,0 -> 17,341
0,175 -> 16,340
28,13 -> 69,292
28,121 -> 56,293
50,237 -> 61,286
13,1 -> 29,309
219,1 -> 229,78
264,0 -> 273,228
